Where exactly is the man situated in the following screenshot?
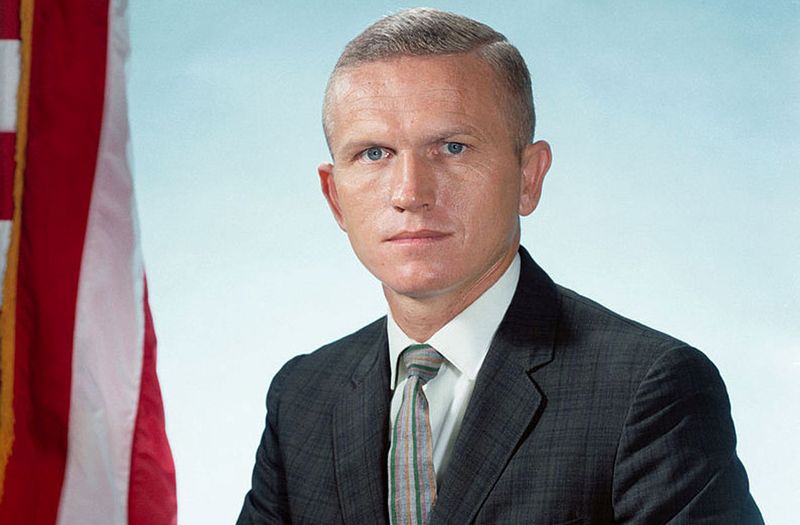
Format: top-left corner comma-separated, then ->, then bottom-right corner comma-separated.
238,8 -> 762,524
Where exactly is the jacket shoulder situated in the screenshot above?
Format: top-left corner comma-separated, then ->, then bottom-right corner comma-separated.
556,285 -> 689,352
271,316 -> 387,396
551,284 -> 720,394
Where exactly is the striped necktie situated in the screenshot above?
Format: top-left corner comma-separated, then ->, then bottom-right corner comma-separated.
389,343 -> 444,525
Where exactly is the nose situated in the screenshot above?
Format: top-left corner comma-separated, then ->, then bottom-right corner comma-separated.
390,152 -> 436,212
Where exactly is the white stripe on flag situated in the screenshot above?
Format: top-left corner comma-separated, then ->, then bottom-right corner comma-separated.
0,39 -> 20,132
57,1 -> 143,523
0,220 -> 10,303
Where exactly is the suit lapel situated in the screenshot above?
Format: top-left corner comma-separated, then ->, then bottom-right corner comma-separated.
431,248 -> 560,524
333,324 -> 392,525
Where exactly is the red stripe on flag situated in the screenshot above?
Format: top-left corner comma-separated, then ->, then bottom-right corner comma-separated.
128,279 -> 177,524
0,132 -> 13,219
0,0 -> 20,39
0,0 -> 109,521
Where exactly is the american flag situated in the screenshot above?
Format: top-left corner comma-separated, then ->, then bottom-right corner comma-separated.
0,0 -> 177,523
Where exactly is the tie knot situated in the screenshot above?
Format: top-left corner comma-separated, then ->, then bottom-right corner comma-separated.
402,344 -> 444,385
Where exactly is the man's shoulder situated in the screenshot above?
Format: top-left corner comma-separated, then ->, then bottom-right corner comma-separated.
556,285 -> 685,347
271,316 -> 388,393
517,247 -> 690,359
307,315 -> 387,361
551,284 -> 716,381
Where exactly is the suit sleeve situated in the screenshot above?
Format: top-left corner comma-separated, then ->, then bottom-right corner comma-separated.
237,356 -> 303,524
612,345 -> 763,524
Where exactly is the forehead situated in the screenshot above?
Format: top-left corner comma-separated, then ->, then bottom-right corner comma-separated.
326,54 -> 508,144
333,53 -> 497,100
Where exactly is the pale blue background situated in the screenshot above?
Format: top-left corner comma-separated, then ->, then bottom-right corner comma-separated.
128,2 -> 798,523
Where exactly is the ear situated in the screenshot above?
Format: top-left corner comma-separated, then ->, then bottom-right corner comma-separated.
318,162 -> 347,231
518,140 -> 552,216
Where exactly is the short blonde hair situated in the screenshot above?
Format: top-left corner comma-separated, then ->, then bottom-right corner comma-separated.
322,8 -> 535,155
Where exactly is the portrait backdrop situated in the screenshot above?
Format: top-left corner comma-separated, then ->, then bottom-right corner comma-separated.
128,2 -> 798,523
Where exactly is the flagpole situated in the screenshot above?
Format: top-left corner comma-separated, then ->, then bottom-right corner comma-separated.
0,0 -> 34,501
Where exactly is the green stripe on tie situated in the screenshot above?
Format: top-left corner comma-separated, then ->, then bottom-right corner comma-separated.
389,344 -> 444,525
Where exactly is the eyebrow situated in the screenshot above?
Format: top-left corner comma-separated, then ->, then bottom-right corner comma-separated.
425,126 -> 479,140
340,139 -> 383,151
338,126 -> 481,151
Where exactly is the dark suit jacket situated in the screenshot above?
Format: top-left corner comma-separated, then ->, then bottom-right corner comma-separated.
238,248 -> 762,524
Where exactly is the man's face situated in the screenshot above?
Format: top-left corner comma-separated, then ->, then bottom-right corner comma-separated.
319,54 -> 550,304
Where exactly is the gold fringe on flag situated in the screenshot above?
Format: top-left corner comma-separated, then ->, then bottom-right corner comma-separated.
0,0 -> 34,501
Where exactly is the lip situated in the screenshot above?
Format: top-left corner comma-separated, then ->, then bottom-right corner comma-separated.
385,229 -> 451,244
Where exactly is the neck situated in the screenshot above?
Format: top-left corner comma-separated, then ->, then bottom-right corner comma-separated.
384,245 -> 518,342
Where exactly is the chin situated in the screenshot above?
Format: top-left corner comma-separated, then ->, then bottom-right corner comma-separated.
365,256 -> 460,298
380,272 -> 457,300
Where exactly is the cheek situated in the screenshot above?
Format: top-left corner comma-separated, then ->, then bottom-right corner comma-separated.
335,177 -> 386,229
446,164 -> 521,230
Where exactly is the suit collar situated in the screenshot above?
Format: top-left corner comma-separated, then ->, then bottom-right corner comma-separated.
493,245 -> 559,371
431,246 -> 560,523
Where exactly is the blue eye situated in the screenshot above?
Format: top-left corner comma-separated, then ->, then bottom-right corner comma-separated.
445,142 -> 465,155
364,147 -> 385,161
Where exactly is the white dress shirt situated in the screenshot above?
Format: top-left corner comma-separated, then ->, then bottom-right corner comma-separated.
387,254 -> 520,482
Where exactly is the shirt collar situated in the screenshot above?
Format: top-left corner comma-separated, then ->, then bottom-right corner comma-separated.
387,253 -> 521,389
